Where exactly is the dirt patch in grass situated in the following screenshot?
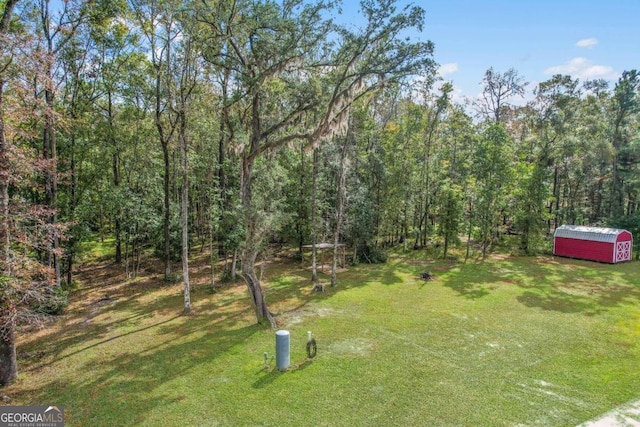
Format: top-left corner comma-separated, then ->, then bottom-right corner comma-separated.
277,304 -> 339,326
327,337 -> 374,356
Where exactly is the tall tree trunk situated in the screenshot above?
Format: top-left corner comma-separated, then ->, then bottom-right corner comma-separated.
44,92 -> 60,286
0,1 -> 19,385
550,166 -> 559,231
41,0 -> 60,287
209,225 -> 216,288
154,59 -> 173,280
113,151 -> 122,264
421,113 -> 438,248
180,112 -> 190,314
124,236 -> 130,279
331,137 -> 349,288
231,249 -> 237,280
0,80 -> 9,268
297,144 -> 306,255
593,163 -> 606,222
465,200 -> 472,262
610,154 -> 622,218
414,194 -> 423,249
217,66 -> 230,258
44,90 -> 60,285
66,132 -> 77,284
162,139 -> 171,279
0,76 -> 17,390
311,148 -> 319,283
107,91 -> 122,264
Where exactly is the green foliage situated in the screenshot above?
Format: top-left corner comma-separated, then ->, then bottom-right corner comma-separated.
163,272 -> 183,284
218,267 -> 236,284
34,286 -> 69,316
436,179 -> 463,256
346,185 -> 377,251
512,161 -> 550,255
356,243 -> 388,264
153,205 -> 181,263
78,237 -> 117,261
471,123 -> 514,255
250,155 -> 289,244
280,146 -> 312,247
218,207 -> 245,256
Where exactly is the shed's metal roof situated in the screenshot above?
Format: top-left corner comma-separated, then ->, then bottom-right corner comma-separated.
554,225 -> 630,243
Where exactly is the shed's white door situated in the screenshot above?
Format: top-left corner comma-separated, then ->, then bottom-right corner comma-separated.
615,241 -> 631,262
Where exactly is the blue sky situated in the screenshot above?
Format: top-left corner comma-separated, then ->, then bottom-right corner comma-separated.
337,0 -> 640,103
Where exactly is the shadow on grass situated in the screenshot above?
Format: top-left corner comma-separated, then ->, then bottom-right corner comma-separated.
432,261 -> 500,300
24,314 -> 182,372
253,368 -> 285,389
516,291 -> 603,315
11,260 -> 270,423
16,309 -> 262,425
437,254 -> 640,315
260,259 -> 413,331
253,359 -> 314,389
19,291 -> 189,368
441,273 -> 496,299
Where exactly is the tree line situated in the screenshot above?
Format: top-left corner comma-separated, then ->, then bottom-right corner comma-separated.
1,0 -> 638,386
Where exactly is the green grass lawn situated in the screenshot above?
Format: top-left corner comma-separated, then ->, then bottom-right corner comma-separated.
6,250 -> 640,426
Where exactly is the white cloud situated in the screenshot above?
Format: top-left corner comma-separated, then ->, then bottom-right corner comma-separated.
576,38 -> 598,48
544,57 -> 617,80
438,63 -> 458,77
449,84 -> 465,105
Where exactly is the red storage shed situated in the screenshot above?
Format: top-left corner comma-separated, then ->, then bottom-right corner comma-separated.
553,225 -> 633,263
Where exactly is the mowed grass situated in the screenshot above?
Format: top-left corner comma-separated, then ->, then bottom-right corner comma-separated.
6,249 -> 640,426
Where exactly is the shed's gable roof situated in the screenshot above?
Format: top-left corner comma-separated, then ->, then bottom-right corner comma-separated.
554,225 -> 630,243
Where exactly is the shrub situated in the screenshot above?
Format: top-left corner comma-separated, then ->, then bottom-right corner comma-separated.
357,244 -> 387,264
35,286 -> 69,315
163,273 -> 183,284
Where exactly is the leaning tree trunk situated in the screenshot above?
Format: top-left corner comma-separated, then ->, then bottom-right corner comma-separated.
240,154 -> 276,327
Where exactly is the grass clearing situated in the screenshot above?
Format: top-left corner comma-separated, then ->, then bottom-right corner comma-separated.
5,249 -> 640,426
